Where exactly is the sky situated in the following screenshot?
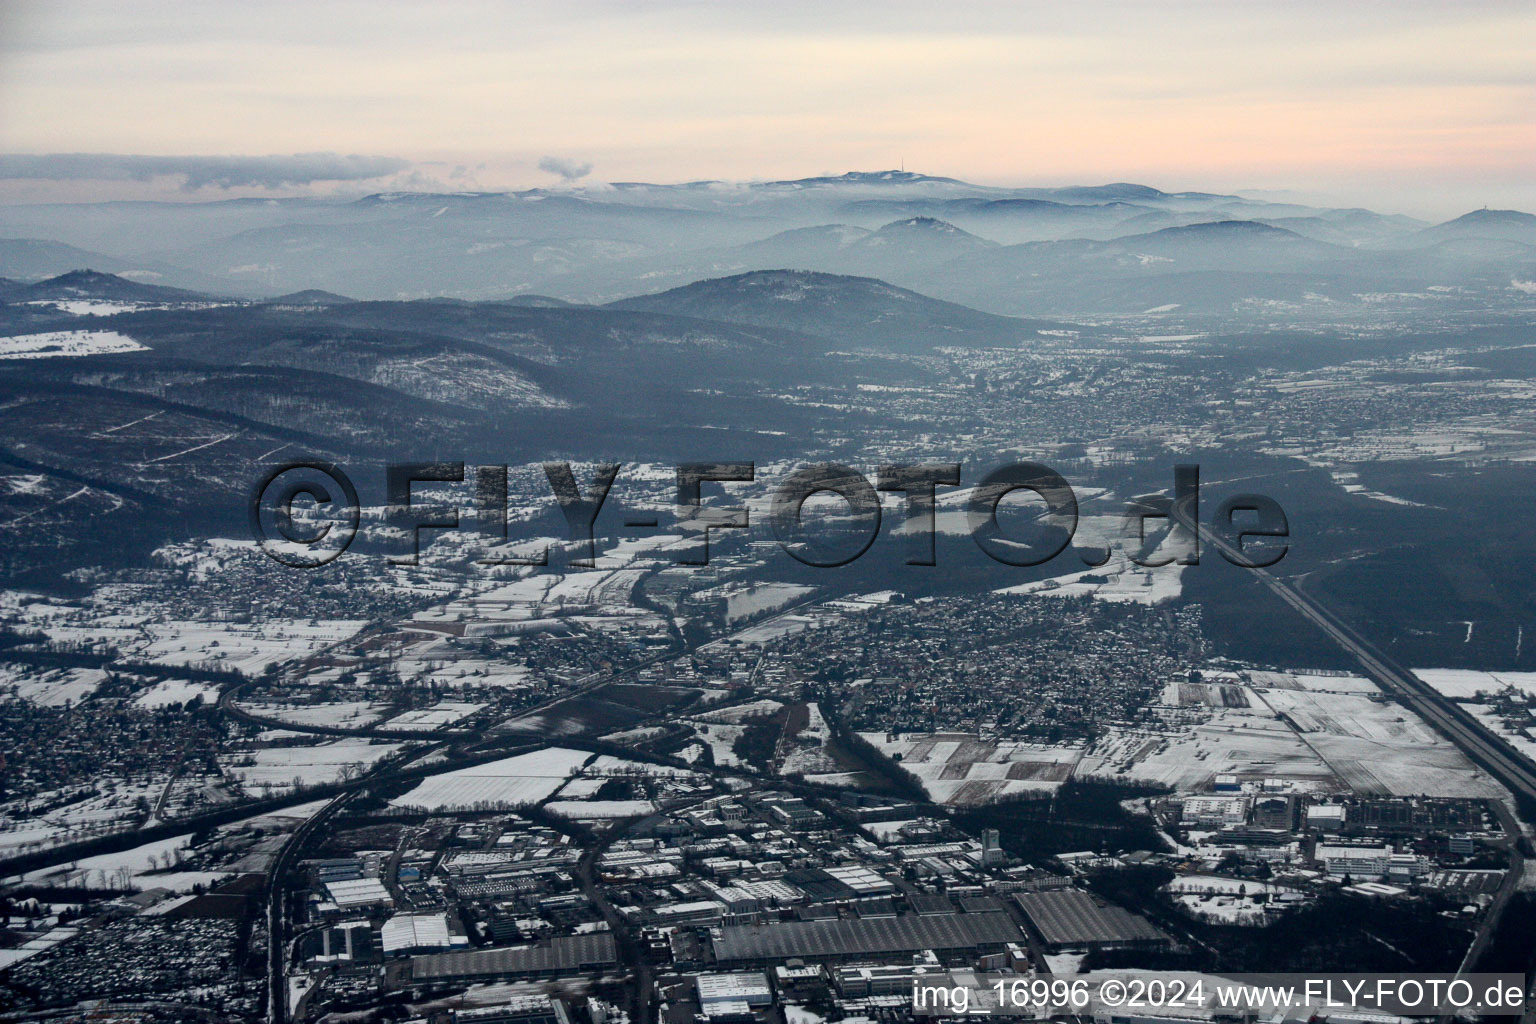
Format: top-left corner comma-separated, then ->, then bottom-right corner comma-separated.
0,0 -> 1533,217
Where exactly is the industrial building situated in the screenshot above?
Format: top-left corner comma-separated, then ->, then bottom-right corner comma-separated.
709,911 -> 1024,966
411,933 -> 618,984
695,971 -> 773,1021
381,913 -> 457,955
1014,889 -> 1168,952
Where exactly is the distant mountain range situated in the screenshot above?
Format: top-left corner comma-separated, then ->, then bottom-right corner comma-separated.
1,172 -> 1534,316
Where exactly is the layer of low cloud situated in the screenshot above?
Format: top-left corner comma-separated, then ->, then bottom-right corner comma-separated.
0,152 -> 409,190
538,156 -> 593,182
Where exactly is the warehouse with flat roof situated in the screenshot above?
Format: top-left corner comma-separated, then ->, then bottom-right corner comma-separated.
710,910 -> 1023,966
1013,890 -> 1167,951
410,933 -> 617,984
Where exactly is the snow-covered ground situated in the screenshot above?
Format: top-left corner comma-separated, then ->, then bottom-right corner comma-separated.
1076,683 -> 1505,798
861,819 -> 922,842
1465,704 -> 1536,761
694,699 -> 784,724
1414,668 -> 1536,699
1280,671 -> 1381,694
1044,952 -> 1086,975
0,329 -> 146,359
551,777 -> 609,798
13,832 -> 228,892
689,582 -> 813,623
690,722 -> 746,767
586,755 -> 700,778
134,619 -> 366,675
8,666 -> 107,706
729,614 -> 819,643
1166,874 -> 1302,925
379,701 -> 484,730
546,799 -> 656,819
863,732 -> 1080,804
1171,891 -> 1275,924
241,701 -> 389,729
132,679 -> 222,708
779,702 -> 838,775
1166,874 -> 1297,895
221,738 -> 405,795
390,747 -> 595,810
995,561 -> 1184,606
21,299 -> 234,317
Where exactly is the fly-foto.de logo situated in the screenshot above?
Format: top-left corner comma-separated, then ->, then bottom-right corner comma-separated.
248,460 -> 1288,571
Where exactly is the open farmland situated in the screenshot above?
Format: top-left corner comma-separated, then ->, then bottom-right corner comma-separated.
134,619 -> 367,674
379,701 -> 485,730
221,738 -> 406,795
863,732 -> 1082,805
546,799 -> 657,819
1077,700 -> 1343,793
238,700 -> 389,729
1414,668 -> 1536,700
389,747 -> 596,811
1073,679 -> 1505,798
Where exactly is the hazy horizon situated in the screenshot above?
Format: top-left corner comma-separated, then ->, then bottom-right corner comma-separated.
2,0 -> 1533,219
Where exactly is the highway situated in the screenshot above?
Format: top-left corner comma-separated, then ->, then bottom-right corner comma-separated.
1180,499 -> 1536,808
1248,565 -> 1536,801
1184,502 -> 1536,1007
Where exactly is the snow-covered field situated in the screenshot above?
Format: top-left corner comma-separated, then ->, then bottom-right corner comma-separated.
1075,685 -> 1504,798
1245,670 -> 1382,695
13,832 -> 229,892
418,568 -> 657,625
241,701 -> 389,729
0,329 -> 146,359
861,819 -> 922,842
1080,701 -> 1341,793
779,702 -> 837,775
21,299 -> 234,317
690,722 -> 746,767
222,739 -> 405,794
390,747 -> 595,810
995,561 -> 1184,606
1165,874 -> 1298,895
132,679 -> 222,708
546,799 -> 656,819
863,732 -> 1081,804
694,699 -> 784,724
0,779 -> 168,854
8,666 -> 107,706
380,701 -> 484,730
1171,892 -> 1275,924
135,619 -> 366,675
551,777 -> 609,798
1259,689 -> 1433,743
1258,688 -> 1501,797
1414,668 -> 1536,699
729,614 -> 819,644
601,726 -> 668,744
1465,704 -> 1536,761
586,754 -> 700,778
694,582 -> 814,623
1166,875 -> 1303,924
